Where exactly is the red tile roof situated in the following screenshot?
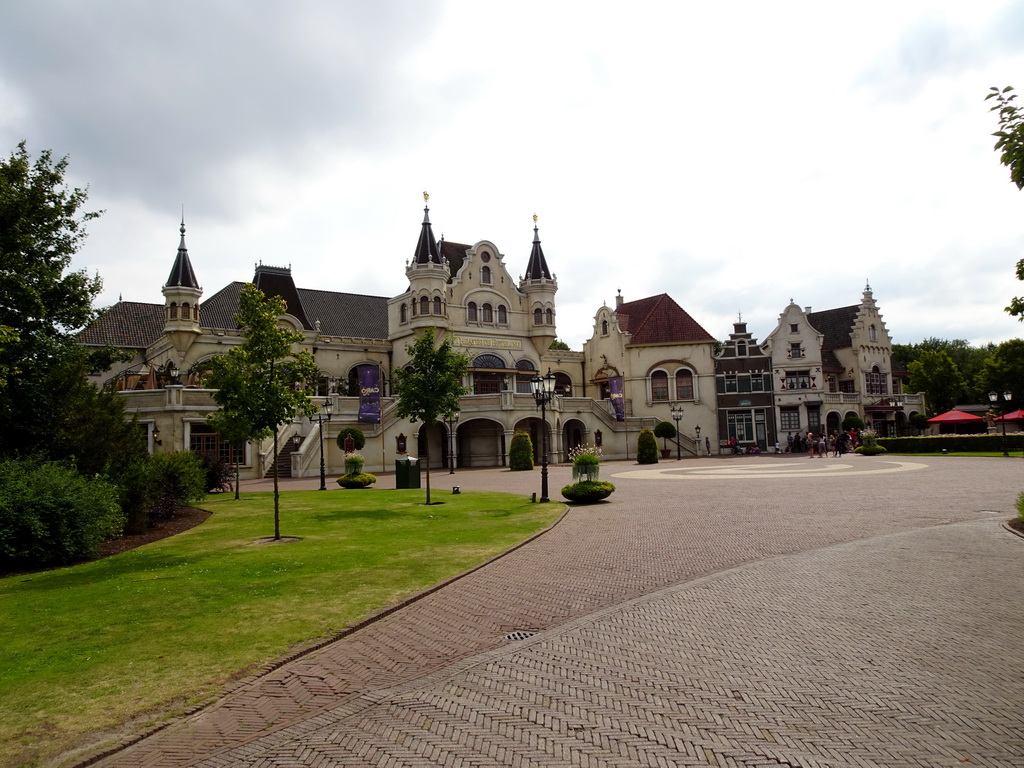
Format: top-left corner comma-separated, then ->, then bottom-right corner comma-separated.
614,294 -> 715,345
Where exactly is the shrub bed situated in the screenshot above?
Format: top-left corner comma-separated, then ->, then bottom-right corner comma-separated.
561,480 -> 616,503
878,434 -> 1024,453
0,459 -> 124,571
338,472 -> 377,489
509,431 -> 534,471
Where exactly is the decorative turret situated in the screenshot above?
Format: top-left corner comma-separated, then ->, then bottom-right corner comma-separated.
404,192 -> 451,331
519,214 -> 558,356
161,217 -> 203,355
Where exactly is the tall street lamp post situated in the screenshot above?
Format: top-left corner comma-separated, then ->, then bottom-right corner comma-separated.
669,403 -> 684,460
445,411 -> 460,474
531,369 -> 557,503
695,425 -> 701,456
989,390 -> 1012,457
316,399 -> 333,490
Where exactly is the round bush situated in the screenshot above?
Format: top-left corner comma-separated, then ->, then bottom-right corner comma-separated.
561,480 -> 615,503
337,472 -> 377,488
855,445 -> 887,455
335,427 -> 366,452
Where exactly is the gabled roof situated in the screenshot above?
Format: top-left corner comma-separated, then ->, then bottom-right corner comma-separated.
253,265 -> 311,329
77,302 -> 165,348
441,240 -> 471,281
807,305 -> 857,350
614,294 -> 714,345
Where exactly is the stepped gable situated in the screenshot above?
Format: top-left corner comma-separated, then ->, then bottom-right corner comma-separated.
77,302 -> 164,348
807,305 -> 858,350
615,294 -> 714,345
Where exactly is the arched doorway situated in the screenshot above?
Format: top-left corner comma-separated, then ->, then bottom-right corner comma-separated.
563,418 -> 585,454
514,416 -> 552,464
456,418 -> 507,467
826,411 -> 841,436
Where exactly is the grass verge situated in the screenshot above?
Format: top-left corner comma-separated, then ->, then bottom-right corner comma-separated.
0,489 -> 562,767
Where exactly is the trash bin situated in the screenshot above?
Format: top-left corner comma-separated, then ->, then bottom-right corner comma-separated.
395,456 -> 421,489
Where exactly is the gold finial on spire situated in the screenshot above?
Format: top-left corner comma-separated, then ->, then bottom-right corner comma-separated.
423,191 -> 429,202
533,213 -> 538,223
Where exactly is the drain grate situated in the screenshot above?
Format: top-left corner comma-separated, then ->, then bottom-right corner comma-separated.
504,630 -> 538,641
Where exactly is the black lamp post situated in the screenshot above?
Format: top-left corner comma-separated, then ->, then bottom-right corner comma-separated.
669,403 -> 684,460
531,369 -> 557,502
445,411 -> 460,474
316,399 -> 333,490
695,425 -> 701,456
989,390 -> 1012,456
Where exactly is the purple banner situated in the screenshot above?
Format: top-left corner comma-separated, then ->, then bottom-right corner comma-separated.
608,376 -> 625,422
358,366 -> 381,424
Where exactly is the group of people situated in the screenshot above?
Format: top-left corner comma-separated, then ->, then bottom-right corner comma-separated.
783,429 -> 859,457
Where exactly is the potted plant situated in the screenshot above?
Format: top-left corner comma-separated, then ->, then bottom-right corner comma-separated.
337,450 -> 376,488
653,421 -> 676,458
561,445 -> 614,503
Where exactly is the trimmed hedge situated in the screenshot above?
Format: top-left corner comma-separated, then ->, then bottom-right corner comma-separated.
878,434 -> 1024,453
561,481 -> 615,503
509,431 -> 534,471
637,428 -> 658,464
336,427 -> 366,451
0,459 -> 124,571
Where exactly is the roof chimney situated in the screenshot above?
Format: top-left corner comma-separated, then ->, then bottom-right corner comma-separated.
804,306 -> 812,314
616,289 -> 623,308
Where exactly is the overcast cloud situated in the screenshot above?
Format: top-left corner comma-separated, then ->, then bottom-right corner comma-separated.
3,1 -> 1024,350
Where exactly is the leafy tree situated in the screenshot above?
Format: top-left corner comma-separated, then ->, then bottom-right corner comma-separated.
204,284 -> 319,538
549,338 -> 571,351
977,339 -> 1024,408
205,409 -> 253,499
0,142 -> 115,458
907,349 -> 967,415
391,328 -> 469,504
986,87 -> 1024,317
894,338 -> 993,404
842,414 -> 865,432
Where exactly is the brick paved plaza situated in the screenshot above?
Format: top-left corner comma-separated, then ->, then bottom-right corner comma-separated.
84,455 -> 1024,767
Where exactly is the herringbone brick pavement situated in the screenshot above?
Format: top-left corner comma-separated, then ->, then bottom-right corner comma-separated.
81,456 -> 1024,767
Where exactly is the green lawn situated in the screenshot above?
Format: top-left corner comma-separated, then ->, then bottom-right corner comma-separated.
0,489 -> 562,767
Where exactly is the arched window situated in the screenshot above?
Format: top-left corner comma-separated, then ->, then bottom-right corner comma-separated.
554,371 -> 572,396
515,359 -> 536,394
601,319 -> 609,335
168,302 -> 178,319
482,303 -> 493,322
400,303 -> 407,323
481,265 -> 492,284
534,308 -> 543,325
675,369 -> 694,400
419,296 -> 429,315
182,302 -> 190,318
651,370 -> 669,401
472,353 -> 505,394
467,302 -> 478,321
433,296 -> 442,315
869,324 -> 877,342
545,308 -> 553,325
497,305 -> 507,324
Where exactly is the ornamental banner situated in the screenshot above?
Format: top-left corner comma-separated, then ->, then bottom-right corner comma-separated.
608,376 -> 625,422
358,366 -> 381,424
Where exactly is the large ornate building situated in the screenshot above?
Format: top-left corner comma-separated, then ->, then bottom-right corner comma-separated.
78,203 -> 924,475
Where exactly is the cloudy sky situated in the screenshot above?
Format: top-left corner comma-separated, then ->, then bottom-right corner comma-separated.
3,1 -> 1024,349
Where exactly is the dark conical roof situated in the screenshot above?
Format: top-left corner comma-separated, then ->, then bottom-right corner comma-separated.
413,200 -> 441,264
524,217 -> 551,279
164,218 -> 200,289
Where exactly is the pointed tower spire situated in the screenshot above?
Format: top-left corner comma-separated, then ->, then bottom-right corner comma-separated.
413,191 -> 441,264
164,216 -> 200,289
524,213 -> 552,279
